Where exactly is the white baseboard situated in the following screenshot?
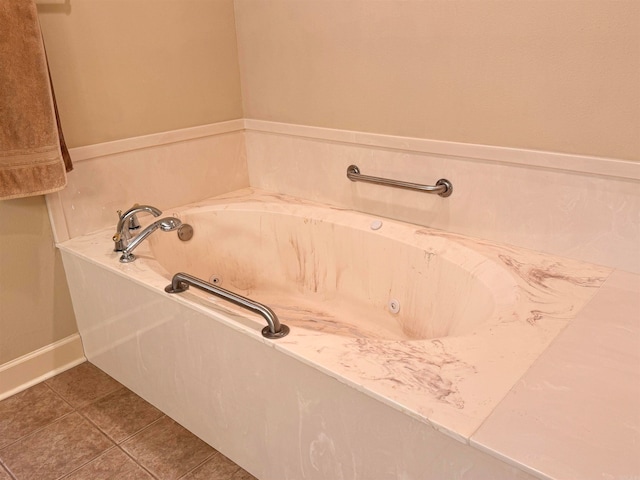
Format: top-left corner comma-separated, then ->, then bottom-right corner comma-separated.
0,334 -> 86,401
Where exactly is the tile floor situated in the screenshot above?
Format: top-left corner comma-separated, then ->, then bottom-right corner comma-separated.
0,362 -> 256,480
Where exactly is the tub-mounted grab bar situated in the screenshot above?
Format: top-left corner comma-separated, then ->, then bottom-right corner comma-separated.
346,165 -> 453,197
165,272 -> 289,339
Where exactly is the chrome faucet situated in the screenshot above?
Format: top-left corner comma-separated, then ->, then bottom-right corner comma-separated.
119,217 -> 182,263
113,204 -> 162,252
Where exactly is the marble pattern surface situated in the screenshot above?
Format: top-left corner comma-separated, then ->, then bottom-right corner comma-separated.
471,269 -> 640,479
56,189 -> 635,480
46,120 -> 640,273
245,127 -> 640,273
149,189 -> 609,436
47,129 -> 249,243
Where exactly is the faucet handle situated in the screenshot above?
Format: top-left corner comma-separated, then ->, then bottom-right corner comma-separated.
112,231 -> 124,252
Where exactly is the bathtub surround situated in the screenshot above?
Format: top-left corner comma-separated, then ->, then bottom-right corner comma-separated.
245,120 -> 640,275
43,119 -> 639,479
46,120 -> 248,244
48,120 -> 640,273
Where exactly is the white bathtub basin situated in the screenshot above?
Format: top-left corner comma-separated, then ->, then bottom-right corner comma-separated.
150,199 -> 518,341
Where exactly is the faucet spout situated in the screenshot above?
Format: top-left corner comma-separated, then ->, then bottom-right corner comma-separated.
119,217 -> 182,263
114,204 -> 162,251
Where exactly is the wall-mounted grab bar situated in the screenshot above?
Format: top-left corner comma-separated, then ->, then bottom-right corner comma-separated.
346,165 -> 453,197
165,272 -> 289,339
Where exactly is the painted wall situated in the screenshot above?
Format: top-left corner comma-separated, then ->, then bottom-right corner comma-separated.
38,0 -> 243,149
0,0 -> 243,366
234,0 -> 640,161
0,197 -> 76,364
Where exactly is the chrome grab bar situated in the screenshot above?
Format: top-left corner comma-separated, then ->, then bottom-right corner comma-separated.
346,165 -> 453,197
165,272 -> 289,339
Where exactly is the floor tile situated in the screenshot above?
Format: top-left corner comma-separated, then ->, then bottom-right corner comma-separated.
232,467 -> 258,480
0,383 -> 73,449
80,387 -> 164,443
0,412 -> 114,480
183,451 -> 256,480
45,362 -> 122,408
62,447 -> 154,480
121,416 -> 214,480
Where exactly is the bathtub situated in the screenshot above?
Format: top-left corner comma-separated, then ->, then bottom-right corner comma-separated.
59,188 -> 610,479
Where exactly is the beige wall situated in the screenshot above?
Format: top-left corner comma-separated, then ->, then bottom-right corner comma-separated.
1,1 -> 244,366
38,0 -> 243,148
0,197 -> 77,364
235,0 -> 640,161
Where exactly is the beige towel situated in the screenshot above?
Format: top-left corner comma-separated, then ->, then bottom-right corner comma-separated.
0,0 -> 71,201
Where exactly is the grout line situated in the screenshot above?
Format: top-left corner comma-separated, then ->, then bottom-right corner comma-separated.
1,365 -> 249,480
116,445 -> 161,480
44,378 -> 125,411
43,380 -> 77,411
55,445 -> 119,480
0,411 -> 76,453
55,416 -> 117,480
0,462 -> 17,480
0,383 -> 73,452
176,450 -> 219,479
119,414 -> 168,446
73,385 -> 128,440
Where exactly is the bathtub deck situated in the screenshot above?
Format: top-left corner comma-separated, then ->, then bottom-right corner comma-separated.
472,269 -> 640,480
